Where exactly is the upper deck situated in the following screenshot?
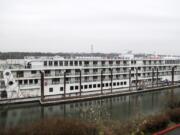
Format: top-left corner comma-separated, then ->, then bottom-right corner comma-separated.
0,54 -> 180,72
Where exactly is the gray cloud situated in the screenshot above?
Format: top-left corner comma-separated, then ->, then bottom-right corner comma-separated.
0,0 -> 180,55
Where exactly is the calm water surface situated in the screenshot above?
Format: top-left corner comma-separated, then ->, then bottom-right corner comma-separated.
0,88 -> 180,128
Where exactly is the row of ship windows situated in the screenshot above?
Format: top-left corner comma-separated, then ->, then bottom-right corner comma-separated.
44,60 -> 129,67
18,79 -> 39,85
17,70 -> 171,85
15,66 -> 172,78
49,81 -> 127,92
44,60 -> 179,67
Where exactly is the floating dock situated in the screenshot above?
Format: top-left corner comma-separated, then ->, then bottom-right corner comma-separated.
0,84 -> 179,106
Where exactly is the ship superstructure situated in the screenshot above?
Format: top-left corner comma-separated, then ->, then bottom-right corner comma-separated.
0,53 -> 180,100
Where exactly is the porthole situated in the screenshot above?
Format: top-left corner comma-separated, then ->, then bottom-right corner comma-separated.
5,72 -> 10,76
9,81 -> 13,86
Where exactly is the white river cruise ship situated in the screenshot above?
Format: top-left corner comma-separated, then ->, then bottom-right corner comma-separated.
0,53 -> 180,102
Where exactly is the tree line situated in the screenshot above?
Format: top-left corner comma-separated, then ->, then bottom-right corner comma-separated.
0,52 -> 120,59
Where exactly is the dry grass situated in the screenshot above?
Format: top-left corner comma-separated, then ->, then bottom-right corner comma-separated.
0,118 -> 100,135
103,120 -> 140,135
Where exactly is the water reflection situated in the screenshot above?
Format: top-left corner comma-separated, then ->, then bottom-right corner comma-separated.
0,88 -> 180,128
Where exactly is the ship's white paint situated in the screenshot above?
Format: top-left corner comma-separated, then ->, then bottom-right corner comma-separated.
0,54 -> 180,101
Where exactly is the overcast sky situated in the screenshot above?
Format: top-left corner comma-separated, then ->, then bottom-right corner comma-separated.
0,0 -> 180,54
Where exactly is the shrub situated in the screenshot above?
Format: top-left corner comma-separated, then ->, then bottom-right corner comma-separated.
139,114 -> 170,133
167,100 -> 180,109
167,108 -> 180,123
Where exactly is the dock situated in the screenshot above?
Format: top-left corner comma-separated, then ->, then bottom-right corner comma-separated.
0,84 -> 179,106
40,84 -> 180,105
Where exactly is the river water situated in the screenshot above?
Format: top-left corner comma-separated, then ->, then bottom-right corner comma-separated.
0,88 -> 180,128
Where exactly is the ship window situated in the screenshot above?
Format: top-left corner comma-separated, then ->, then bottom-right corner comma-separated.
49,61 -> 53,66
49,88 -> 53,92
84,61 -> 89,65
93,61 -> 98,65
60,87 -> 64,91
109,83 -> 112,86
89,85 -> 92,89
117,82 -> 120,86
102,84 -> 104,87
24,80 -> 28,85
31,71 -> 37,74
70,61 -> 73,66
121,82 -> 123,85
116,61 -> 120,65
84,85 -> 87,89
59,61 -> 63,66
17,71 -> 24,78
70,86 -> 74,90
113,82 -> 116,86
18,80 -> 22,85
34,79 -> 38,84
1,91 -> 7,98
75,61 -> 78,66
52,78 -> 60,84
109,61 -> 113,65
45,70 -> 51,76
106,83 -> 108,87
81,85 -> 83,89
29,80 -> 33,84
44,61 -> 47,66
124,82 -> 127,85
65,61 -> 68,66
93,84 -> 96,88
75,86 -> 78,90
54,61 -> 58,66
101,61 -> 105,65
